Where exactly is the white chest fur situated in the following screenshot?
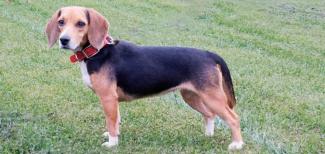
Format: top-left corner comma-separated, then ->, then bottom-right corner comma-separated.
80,61 -> 92,88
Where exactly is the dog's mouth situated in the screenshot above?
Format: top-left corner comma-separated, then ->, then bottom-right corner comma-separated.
61,45 -> 70,50
59,40 -> 90,52
60,44 -> 81,52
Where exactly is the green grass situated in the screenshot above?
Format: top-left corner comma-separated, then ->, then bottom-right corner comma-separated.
0,0 -> 324,153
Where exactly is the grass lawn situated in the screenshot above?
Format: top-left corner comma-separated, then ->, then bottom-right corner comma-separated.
0,0 -> 324,153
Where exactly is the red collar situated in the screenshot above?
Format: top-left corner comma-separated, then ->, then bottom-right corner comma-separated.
70,36 -> 114,63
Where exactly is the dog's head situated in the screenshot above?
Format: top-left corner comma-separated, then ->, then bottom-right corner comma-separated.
45,6 -> 109,51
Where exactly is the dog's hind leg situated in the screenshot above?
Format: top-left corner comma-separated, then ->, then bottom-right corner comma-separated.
181,89 -> 216,136
198,91 -> 243,150
197,65 -> 243,150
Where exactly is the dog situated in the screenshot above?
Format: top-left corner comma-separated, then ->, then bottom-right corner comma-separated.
45,6 -> 244,150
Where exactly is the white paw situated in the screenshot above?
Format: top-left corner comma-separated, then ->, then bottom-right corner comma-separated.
102,141 -> 118,148
102,134 -> 118,148
205,118 -> 214,136
228,141 -> 244,150
205,130 -> 214,136
102,132 -> 109,138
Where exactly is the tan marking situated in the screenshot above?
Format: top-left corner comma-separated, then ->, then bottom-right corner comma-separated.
117,87 -> 135,101
196,84 -> 243,143
180,89 -> 214,118
45,9 -> 61,47
214,64 -> 235,109
213,64 -> 236,108
216,64 -> 223,89
90,67 -> 119,137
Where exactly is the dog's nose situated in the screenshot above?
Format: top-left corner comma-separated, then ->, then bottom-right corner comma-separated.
60,37 -> 70,46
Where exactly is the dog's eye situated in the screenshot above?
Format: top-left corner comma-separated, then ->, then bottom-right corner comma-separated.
76,21 -> 86,28
58,19 -> 64,26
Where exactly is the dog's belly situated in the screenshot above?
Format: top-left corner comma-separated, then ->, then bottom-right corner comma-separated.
115,67 -> 190,97
116,82 -> 195,102
116,79 -> 182,98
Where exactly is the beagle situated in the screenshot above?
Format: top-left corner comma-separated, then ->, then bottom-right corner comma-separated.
45,6 -> 244,150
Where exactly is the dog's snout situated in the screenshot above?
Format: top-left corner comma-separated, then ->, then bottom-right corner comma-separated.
60,37 -> 70,46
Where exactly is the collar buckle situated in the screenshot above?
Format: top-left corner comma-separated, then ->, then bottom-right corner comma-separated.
81,44 -> 94,58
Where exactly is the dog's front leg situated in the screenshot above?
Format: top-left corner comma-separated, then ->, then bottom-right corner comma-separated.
100,95 -> 119,148
102,104 -> 120,136
90,71 -> 120,148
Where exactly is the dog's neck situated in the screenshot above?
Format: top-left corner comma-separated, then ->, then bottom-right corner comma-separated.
72,35 -> 114,53
69,36 -> 115,63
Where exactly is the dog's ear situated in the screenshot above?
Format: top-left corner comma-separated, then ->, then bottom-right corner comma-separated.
86,8 -> 109,50
45,9 -> 61,48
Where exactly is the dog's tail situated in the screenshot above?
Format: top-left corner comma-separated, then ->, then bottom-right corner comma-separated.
207,51 -> 236,109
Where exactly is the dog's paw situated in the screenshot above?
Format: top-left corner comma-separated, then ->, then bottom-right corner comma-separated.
204,118 -> 214,136
102,132 -> 109,138
228,141 -> 244,150
205,130 -> 214,136
102,134 -> 119,148
102,141 -> 118,148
